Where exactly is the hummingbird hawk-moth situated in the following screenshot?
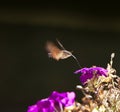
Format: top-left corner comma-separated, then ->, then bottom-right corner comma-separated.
45,39 -> 81,67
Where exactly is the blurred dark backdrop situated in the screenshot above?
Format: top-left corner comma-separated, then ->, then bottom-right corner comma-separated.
1,3 -> 120,112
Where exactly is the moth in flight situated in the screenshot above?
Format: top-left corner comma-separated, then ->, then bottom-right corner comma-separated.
46,39 -> 81,67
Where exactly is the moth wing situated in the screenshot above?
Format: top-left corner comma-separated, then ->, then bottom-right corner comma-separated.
46,41 -> 62,60
46,41 -> 60,52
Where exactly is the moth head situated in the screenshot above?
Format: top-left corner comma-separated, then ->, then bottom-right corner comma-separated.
60,50 -> 72,59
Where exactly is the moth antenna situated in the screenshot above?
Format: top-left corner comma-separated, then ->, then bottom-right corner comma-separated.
56,38 -> 66,50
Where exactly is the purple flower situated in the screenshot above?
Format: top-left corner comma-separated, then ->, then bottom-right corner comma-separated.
27,91 -> 75,112
74,67 -> 108,85
27,105 -> 38,112
49,91 -> 75,107
27,98 -> 54,112
37,98 -> 55,112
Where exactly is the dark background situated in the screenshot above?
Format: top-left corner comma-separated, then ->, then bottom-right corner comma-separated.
1,3 -> 120,112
